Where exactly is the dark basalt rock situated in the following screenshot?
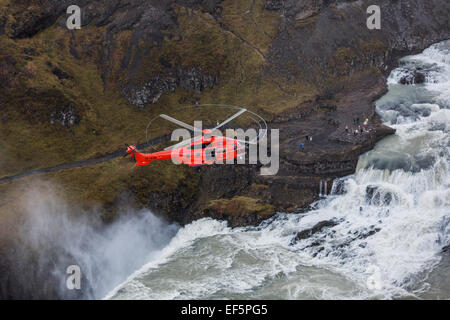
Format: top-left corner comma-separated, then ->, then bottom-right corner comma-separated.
265,0 -> 283,11
0,56 -> 18,89
399,71 -> 426,85
10,0 -> 72,39
9,0 -> 223,40
177,0 -> 224,14
47,62 -> 72,80
49,106 -> 80,127
293,225 -> 381,257
23,47 -> 38,56
361,227 -> 381,239
267,0 -> 450,81
0,16 -> 6,36
9,89 -> 82,127
295,220 -> 339,241
51,67 -> 72,80
264,0 -> 325,18
123,67 -> 218,107
365,185 -> 399,206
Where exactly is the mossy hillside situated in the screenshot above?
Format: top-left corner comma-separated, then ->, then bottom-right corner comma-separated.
218,0 -> 279,57
0,27 -> 153,178
203,195 -> 274,223
114,1 -> 315,116
0,0 -> 320,180
329,39 -> 387,77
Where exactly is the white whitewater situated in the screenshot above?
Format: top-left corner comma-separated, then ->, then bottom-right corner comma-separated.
107,41 -> 450,300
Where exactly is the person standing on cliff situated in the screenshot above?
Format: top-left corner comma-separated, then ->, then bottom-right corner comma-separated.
299,143 -> 304,152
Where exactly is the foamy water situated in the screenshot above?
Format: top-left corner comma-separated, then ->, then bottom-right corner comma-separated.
106,40 -> 450,300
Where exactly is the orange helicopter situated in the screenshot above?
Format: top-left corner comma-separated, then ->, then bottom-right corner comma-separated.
124,109 -> 253,167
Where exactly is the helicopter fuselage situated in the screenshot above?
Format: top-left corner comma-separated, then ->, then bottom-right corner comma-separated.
127,136 -> 244,167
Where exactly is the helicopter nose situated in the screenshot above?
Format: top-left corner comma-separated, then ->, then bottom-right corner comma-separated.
125,145 -> 136,153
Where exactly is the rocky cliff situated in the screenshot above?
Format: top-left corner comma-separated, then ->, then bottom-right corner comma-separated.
0,0 -> 449,298
1,0 -> 448,224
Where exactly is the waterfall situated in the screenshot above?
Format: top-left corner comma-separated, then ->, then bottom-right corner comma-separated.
107,40 -> 450,300
319,180 -> 323,197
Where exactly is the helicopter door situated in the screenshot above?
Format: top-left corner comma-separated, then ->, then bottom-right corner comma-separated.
205,147 -> 216,163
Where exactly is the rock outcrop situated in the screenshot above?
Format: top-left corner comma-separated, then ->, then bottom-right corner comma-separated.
122,67 -> 219,107
399,71 -> 426,85
295,220 -> 339,242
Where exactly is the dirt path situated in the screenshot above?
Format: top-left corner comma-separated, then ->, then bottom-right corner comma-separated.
0,135 -> 170,184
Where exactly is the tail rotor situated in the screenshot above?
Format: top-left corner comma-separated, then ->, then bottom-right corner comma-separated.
123,143 -> 137,161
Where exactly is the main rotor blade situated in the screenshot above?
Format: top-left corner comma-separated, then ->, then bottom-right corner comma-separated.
160,114 -> 197,132
210,132 -> 257,145
213,108 -> 247,131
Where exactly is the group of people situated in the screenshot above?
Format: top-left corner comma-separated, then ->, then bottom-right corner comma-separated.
345,118 -> 370,136
299,135 -> 313,151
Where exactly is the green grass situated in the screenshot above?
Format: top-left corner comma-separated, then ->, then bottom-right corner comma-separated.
204,196 -> 274,218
